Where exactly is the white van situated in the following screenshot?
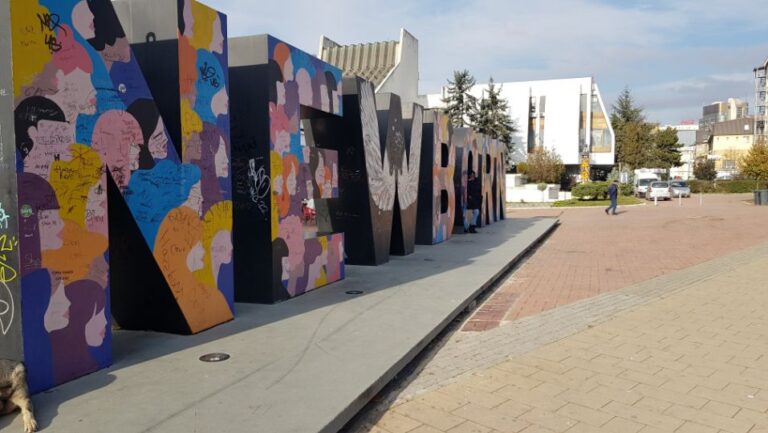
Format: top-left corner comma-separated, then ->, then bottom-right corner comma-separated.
634,172 -> 660,198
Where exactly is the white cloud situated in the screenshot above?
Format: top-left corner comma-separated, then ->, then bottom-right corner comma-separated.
211,0 -> 767,125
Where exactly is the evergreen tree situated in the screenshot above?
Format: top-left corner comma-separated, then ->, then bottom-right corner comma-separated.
475,78 -> 516,169
610,87 -> 652,169
475,78 -> 516,146
610,87 -> 644,129
615,120 -> 654,169
650,127 -> 683,169
442,70 -> 478,128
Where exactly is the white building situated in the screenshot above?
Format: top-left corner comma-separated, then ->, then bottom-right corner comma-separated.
425,77 -> 615,176
318,29 -> 419,114
664,123 -> 699,179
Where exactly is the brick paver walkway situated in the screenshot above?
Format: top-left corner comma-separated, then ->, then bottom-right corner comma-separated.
362,241 -> 768,433
465,194 -> 768,331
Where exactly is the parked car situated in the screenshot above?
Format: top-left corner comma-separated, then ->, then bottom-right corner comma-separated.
647,181 -> 671,200
670,181 -> 691,198
634,178 -> 656,198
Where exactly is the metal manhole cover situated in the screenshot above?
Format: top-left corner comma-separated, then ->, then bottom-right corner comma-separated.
200,353 -> 231,363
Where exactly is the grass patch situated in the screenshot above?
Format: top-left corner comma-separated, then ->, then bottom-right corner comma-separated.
553,196 -> 643,208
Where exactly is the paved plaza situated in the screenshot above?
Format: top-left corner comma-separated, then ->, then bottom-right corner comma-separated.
355,194 -> 768,433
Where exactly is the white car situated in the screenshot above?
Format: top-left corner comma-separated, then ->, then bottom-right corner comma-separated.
646,181 -> 671,200
670,181 -> 691,198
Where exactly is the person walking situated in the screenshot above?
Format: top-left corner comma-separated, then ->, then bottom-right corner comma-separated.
605,179 -> 619,215
466,170 -> 482,233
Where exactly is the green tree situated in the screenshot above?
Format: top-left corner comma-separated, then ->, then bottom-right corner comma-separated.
740,141 -> 768,187
611,87 -> 652,169
616,120 -> 654,169
649,127 -> 682,169
475,78 -> 516,159
526,147 -> 564,184
694,158 -> 717,181
442,70 -> 478,128
610,87 -> 644,129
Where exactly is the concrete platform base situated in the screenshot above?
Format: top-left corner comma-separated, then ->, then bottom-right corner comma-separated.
1,217 -> 558,433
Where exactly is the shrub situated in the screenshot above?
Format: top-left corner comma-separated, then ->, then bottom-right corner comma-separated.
721,180 -> 763,193
688,179 -> 767,194
526,148 -> 565,184
571,181 -> 613,200
688,180 -> 714,193
693,159 -> 717,181
620,183 -> 633,196
516,162 -> 529,175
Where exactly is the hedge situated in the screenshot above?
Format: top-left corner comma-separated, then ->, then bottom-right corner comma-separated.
571,181 -> 632,201
688,180 -> 768,194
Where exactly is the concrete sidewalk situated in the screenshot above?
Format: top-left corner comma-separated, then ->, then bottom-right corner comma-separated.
360,241 -> 768,433
0,217 -> 557,433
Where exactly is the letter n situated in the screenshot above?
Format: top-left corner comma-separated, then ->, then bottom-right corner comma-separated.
2,0 -> 233,393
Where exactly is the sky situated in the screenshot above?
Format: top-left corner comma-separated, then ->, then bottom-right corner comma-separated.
215,0 -> 767,126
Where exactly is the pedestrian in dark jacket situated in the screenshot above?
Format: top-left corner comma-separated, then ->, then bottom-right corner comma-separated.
465,170 -> 482,233
605,180 -> 619,215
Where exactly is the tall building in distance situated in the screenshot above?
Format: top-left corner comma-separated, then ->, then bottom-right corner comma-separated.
697,98 -> 750,155
755,57 -> 767,140
425,77 -> 615,177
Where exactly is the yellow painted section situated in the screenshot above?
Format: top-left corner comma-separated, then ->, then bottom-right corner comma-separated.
10,0 -> 54,96
189,1 -> 216,51
270,151 -> 283,240
49,145 -> 102,226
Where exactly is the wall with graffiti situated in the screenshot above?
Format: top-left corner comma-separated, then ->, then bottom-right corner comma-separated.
309,79 -> 423,265
4,0 -> 233,393
386,94 -> 423,256
482,137 -> 506,224
229,35 -> 344,303
112,0 -> 235,324
417,110 -> 455,245
0,0 -> 512,398
0,0 -> 23,363
452,129 -> 506,230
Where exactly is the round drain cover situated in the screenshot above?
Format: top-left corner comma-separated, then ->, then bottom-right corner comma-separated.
200,353 -> 231,363
346,290 -> 364,295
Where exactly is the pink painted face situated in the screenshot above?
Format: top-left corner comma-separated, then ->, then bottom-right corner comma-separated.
296,69 -> 313,106
148,117 -> 169,159
279,216 -> 305,268
314,154 -> 325,191
273,173 -> 284,196
50,68 -> 97,122
210,229 -> 233,268
44,281 -> 70,332
85,181 -> 108,236
210,15 -> 225,54
211,87 -> 228,119
92,111 -> 143,190
72,1 -> 95,40
286,165 -> 297,195
182,0 -> 195,37
38,209 -> 64,251
186,241 -> 205,272
25,120 -> 73,179
102,37 -> 131,67
214,138 -> 229,178
84,305 -> 107,347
